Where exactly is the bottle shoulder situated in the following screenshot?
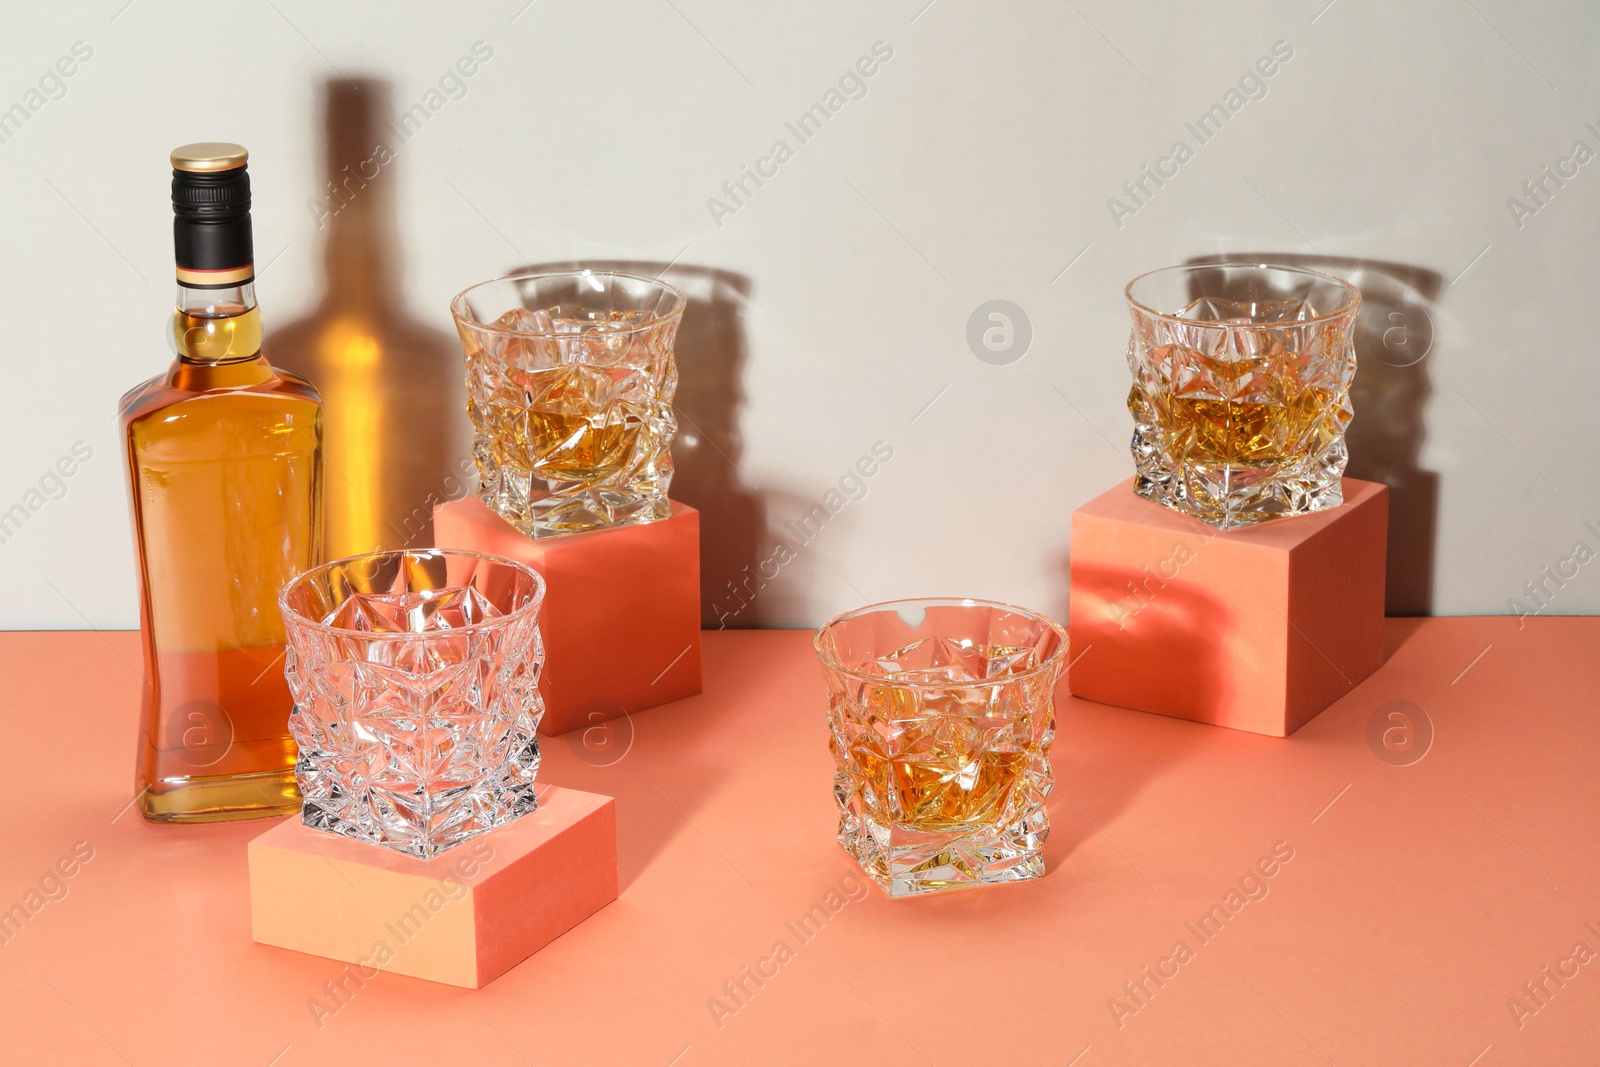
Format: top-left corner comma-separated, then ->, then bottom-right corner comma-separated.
119,369 -> 173,416
264,363 -> 324,404
120,357 -> 324,432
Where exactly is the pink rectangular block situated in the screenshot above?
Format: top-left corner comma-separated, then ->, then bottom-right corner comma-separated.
433,496 -> 702,735
248,786 -> 617,988
1068,478 -> 1388,736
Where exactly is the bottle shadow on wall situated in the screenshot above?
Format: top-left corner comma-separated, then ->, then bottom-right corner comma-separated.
1181,253 -> 1443,616
270,78 -> 470,561
510,258 -> 766,630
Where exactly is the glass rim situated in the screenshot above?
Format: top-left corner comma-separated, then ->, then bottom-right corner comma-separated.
278,547 -> 545,640
1125,262 -> 1362,326
449,269 -> 688,338
813,596 -> 1069,690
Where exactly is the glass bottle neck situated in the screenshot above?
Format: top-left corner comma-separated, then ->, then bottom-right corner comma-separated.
173,282 -> 262,364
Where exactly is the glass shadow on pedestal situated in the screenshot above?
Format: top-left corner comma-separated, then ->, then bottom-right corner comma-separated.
271,79 -> 469,560
511,259 -> 764,629
1181,254 -> 1443,615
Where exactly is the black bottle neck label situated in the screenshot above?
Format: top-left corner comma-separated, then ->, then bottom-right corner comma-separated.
172,165 -> 254,288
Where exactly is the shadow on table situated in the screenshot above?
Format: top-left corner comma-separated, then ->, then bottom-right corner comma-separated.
1380,616 -> 1429,665
536,652 -> 749,893
1044,565 -> 1230,875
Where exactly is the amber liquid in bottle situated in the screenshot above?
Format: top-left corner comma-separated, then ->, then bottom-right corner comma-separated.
121,292 -> 323,821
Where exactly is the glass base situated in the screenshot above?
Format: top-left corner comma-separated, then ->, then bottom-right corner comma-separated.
504,489 -> 671,539
138,767 -> 301,824
299,778 -> 539,860
1131,464 -> 1345,530
837,799 -> 1050,898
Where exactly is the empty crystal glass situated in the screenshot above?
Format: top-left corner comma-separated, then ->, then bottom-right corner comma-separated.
279,549 -> 545,858
1126,263 -> 1362,528
452,270 -> 686,537
815,598 -> 1067,897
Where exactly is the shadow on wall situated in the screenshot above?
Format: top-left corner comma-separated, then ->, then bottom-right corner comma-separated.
511,259 -> 765,628
270,78 -> 469,560
1182,253 -> 1443,615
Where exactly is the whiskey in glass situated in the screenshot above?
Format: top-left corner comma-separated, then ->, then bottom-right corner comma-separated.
815,598 -> 1066,897
1126,264 -> 1361,528
451,272 -> 685,537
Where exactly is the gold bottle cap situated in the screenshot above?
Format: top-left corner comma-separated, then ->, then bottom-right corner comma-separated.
171,142 -> 249,172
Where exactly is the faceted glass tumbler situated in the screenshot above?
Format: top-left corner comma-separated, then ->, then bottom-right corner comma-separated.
815,598 -> 1067,897
279,549 -> 546,858
452,271 -> 686,537
1126,263 -> 1362,529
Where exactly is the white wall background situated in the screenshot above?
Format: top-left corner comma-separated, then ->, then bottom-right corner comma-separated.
2,0 -> 1597,630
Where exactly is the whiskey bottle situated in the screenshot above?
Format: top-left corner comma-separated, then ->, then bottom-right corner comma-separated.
118,142 -> 325,822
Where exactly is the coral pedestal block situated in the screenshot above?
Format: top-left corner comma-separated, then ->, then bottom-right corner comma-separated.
1068,478 -> 1388,737
249,786 -> 617,988
433,496 -> 702,735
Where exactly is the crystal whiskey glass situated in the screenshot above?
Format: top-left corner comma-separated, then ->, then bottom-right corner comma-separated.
815,598 -> 1067,897
279,549 -> 545,858
451,271 -> 686,537
1126,263 -> 1362,528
